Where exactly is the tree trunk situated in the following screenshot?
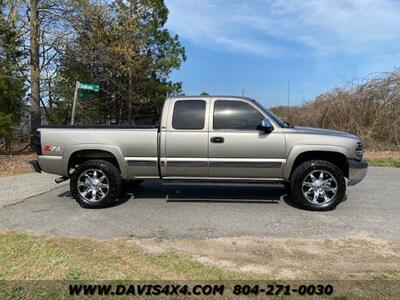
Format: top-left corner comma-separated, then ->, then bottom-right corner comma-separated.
127,1 -> 134,125
5,136 -> 11,155
128,69 -> 133,124
30,0 -> 40,134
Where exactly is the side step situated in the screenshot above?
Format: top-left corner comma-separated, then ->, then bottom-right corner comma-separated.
55,176 -> 69,184
161,180 -> 285,187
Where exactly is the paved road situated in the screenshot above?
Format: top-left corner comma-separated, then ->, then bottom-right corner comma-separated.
0,173 -> 68,207
0,167 -> 399,240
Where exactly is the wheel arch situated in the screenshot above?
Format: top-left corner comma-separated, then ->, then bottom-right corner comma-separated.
285,146 -> 350,180
63,144 -> 128,179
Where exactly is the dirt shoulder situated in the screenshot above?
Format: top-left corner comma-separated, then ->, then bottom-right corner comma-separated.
0,154 -> 35,176
135,235 -> 400,281
1,232 -> 399,281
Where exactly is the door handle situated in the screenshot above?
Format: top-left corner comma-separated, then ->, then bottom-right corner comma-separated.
210,136 -> 224,143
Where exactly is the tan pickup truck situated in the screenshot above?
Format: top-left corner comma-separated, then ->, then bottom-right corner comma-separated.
30,96 -> 367,210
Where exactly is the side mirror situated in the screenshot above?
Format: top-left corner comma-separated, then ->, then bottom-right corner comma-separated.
257,118 -> 274,133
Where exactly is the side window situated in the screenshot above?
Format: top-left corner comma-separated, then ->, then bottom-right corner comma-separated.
172,100 -> 206,130
213,100 -> 264,130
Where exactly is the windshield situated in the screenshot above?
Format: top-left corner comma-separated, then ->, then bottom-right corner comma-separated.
252,101 -> 292,128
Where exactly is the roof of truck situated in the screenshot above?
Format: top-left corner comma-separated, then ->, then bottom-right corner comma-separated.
168,95 -> 257,102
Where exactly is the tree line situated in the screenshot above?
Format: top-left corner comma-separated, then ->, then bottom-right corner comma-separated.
0,0 -> 185,153
1,1 -> 399,153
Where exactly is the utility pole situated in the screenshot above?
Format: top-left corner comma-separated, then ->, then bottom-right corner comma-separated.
71,81 -> 80,125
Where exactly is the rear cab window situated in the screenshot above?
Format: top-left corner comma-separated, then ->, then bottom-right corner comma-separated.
172,100 -> 206,130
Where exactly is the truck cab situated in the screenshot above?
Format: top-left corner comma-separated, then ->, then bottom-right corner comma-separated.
159,96 -> 285,180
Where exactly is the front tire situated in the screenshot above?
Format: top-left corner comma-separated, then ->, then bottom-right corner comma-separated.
70,159 -> 122,208
290,160 -> 346,211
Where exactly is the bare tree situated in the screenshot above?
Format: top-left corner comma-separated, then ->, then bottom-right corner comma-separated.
272,70 -> 400,151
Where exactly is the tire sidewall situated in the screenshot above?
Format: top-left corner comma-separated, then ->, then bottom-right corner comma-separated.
70,160 -> 122,208
291,160 -> 346,211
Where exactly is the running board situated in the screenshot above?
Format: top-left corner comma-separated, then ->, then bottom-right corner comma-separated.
54,176 -> 69,184
161,179 -> 285,186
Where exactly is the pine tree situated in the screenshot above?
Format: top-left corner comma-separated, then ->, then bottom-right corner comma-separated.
0,3 -> 26,153
51,0 -> 185,125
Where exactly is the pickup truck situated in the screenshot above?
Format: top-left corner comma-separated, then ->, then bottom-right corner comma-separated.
30,96 -> 368,211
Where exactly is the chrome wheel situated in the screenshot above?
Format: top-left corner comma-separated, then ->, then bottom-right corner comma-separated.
302,170 -> 337,206
77,169 -> 109,203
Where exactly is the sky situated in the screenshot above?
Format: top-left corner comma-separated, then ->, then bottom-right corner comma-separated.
165,0 -> 400,108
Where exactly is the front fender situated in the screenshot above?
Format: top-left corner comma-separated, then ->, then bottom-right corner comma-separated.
62,144 -> 128,179
283,145 -> 351,180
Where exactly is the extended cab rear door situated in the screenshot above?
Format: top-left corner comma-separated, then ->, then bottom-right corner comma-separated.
160,97 -> 210,178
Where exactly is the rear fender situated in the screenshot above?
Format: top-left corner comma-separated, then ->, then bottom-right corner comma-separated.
63,144 -> 127,179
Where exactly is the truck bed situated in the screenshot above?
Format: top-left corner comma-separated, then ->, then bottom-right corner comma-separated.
39,124 -> 159,129
37,125 -> 160,178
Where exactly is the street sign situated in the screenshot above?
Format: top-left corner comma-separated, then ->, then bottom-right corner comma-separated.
71,81 -> 100,124
79,82 -> 100,92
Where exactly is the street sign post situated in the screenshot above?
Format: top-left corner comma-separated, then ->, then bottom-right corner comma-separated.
71,81 -> 100,125
71,81 -> 80,125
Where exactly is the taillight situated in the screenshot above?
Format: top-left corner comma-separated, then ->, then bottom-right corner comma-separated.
33,131 -> 42,155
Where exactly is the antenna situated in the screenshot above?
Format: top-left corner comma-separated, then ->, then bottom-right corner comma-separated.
287,79 -> 290,121
241,89 -> 245,96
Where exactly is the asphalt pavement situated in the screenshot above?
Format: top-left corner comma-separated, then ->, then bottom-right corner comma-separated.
0,173 -> 68,207
0,167 -> 399,240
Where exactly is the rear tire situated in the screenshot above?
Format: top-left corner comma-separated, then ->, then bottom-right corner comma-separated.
70,159 -> 122,208
290,160 -> 346,211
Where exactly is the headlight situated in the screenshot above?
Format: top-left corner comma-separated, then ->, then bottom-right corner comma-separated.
355,141 -> 363,161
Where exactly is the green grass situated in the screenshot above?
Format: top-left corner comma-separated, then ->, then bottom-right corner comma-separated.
0,232 -> 245,298
0,231 -> 237,281
366,158 -> 400,168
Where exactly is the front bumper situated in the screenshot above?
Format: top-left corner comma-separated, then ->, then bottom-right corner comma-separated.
348,159 -> 368,186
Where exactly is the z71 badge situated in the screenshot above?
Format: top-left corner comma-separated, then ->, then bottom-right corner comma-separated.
43,145 -> 61,152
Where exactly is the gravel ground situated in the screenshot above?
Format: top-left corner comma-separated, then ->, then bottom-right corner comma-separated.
0,167 -> 398,240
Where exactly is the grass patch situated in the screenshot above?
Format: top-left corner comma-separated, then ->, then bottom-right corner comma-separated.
366,158 -> 400,168
0,231 -> 236,281
364,151 -> 400,167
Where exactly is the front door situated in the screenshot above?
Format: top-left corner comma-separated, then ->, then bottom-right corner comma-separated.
208,98 -> 285,179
